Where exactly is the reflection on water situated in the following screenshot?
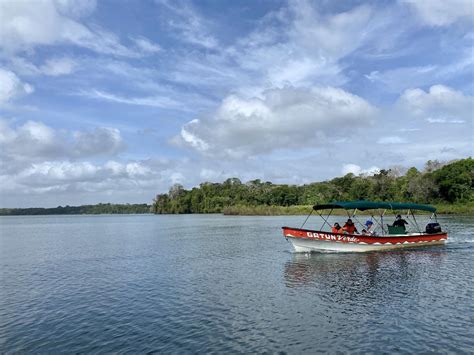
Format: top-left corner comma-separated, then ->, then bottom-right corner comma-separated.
0,214 -> 472,353
284,249 -> 446,292
281,246 -> 472,353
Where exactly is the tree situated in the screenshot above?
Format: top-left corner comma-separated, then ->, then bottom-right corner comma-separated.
151,158 -> 474,214
169,184 -> 185,200
433,158 -> 474,202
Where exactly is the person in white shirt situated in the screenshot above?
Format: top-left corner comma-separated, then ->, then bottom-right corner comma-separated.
362,220 -> 376,236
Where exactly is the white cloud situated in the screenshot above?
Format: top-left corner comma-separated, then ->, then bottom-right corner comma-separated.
73,60 -> 218,110
80,89 -> 187,110
131,36 -> 161,53
72,127 -> 125,156
8,56 -> 78,77
19,161 -> 100,185
426,118 -> 465,124
158,0 -> 218,49
40,57 -> 77,76
377,136 -> 407,144
226,3 -> 376,88
159,0 -> 408,100
403,0 -> 474,26
289,3 -> 373,60
364,52 -> 474,92
397,84 -> 474,122
0,0 -> 141,57
10,159 -> 153,190
0,157 -> 187,207
0,69 -> 34,106
0,119 -> 125,166
179,119 -> 209,151
342,164 -> 380,176
176,86 -> 377,158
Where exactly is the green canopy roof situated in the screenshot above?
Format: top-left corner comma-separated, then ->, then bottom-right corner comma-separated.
312,200 -> 436,213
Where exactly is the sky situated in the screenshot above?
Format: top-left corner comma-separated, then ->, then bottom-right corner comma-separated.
0,0 -> 473,208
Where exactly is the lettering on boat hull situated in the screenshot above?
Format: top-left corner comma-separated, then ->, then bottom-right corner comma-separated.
282,226 -> 448,253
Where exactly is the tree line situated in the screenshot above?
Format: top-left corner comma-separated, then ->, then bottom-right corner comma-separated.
152,158 -> 474,214
0,203 -> 152,216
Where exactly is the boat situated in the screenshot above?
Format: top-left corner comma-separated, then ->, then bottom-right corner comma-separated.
282,201 -> 447,252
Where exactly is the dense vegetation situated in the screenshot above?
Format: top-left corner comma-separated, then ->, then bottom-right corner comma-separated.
0,203 -> 152,216
152,158 -> 474,214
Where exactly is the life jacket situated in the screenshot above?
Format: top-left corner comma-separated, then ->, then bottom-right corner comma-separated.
343,223 -> 357,234
331,226 -> 342,234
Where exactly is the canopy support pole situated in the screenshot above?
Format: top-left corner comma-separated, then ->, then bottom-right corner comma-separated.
300,209 -> 313,229
429,212 -> 439,222
410,209 -> 422,233
351,209 -> 366,231
318,208 -> 333,231
371,213 -> 383,234
381,209 -> 387,235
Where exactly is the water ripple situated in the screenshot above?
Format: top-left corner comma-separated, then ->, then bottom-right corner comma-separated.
0,214 -> 473,353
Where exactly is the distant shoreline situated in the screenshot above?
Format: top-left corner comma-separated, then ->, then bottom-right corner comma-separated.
0,203 -> 152,216
1,203 -> 472,216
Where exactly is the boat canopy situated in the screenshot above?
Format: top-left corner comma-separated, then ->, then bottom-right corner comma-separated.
312,200 -> 436,213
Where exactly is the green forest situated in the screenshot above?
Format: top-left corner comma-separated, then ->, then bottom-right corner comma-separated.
0,203 -> 152,216
152,158 -> 474,215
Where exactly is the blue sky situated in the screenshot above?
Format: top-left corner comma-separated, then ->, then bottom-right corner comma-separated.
0,0 -> 473,207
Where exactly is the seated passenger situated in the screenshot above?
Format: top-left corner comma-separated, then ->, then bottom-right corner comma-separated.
343,219 -> 358,234
392,215 -> 408,230
362,220 -> 376,235
331,222 -> 343,234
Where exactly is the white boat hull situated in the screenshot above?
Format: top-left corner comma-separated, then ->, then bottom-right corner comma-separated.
287,236 -> 446,253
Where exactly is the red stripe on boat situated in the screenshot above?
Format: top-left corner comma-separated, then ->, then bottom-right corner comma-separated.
282,226 -> 447,245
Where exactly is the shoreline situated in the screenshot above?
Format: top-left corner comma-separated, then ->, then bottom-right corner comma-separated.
222,203 -> 474,216
1,203 -> 472,216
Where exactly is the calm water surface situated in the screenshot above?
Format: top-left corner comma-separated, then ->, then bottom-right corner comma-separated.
0,214 -> 473,353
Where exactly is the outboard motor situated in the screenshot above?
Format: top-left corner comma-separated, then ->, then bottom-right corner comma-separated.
426,222 -> 441,234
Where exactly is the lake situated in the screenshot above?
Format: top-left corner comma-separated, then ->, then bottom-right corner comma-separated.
0,214 -> 473,353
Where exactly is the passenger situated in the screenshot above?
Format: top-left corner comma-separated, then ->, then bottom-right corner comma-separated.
363,220 -> 376,235
392,214 -> 408,230
343,219 -> 358,234
331,222 -> 343,234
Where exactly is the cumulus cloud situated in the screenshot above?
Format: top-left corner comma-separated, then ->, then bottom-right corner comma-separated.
342,164 -> 380,176
0,120 -> 125,168
72,127 -> 125,156
16,160 -> 151,187
0,69 -> 34,106
0,120 -> 58,161
403,0 -> 474,26
176,86 -> 377,158
0,156 -> 192,207
0,120 -> 161,205
397,84 -> 474,123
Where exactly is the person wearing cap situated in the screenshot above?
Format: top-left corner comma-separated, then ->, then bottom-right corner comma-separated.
362,220 -> 376,235
392,214 -> 408,231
